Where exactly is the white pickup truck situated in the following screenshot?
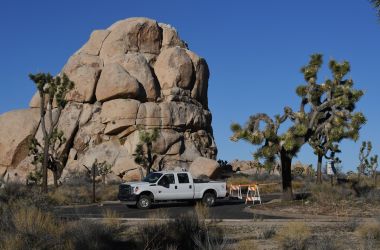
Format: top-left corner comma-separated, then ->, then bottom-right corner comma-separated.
118,171 -> 227,209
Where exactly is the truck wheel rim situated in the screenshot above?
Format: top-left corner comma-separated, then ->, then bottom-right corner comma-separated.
207,196 -> 214,205
140,198 -> 149,207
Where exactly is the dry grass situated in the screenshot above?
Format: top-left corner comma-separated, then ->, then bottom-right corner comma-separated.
195,201 -> 210,221
357,222 -> 380,250
102,209 -> 122,229
48,184 -> 119,205
357,222 -> 380,240
276,222 -> 311,250
310,183 -> 354,205
136,211 -> 228,250
236,240 -> 258,250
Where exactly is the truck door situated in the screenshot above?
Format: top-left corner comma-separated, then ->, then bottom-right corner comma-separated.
175,173 -> 194,199
155,174 -> 176,200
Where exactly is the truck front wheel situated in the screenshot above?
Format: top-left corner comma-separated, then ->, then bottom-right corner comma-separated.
202,192 -> 216,207
137,195 -> 152,209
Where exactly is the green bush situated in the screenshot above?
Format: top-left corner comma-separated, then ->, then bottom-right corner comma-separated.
276,222 -> 311,250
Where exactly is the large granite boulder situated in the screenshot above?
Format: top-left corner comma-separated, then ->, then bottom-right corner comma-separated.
0,17 -> 218,184
189,157 -> 219,179
0,109 -> 40,182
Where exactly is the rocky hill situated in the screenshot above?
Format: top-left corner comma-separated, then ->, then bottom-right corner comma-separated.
0,17 -> 218,183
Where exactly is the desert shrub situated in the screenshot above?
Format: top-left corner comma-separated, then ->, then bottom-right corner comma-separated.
195,201 -> 210,221
247,225 -> 276,240
357,222 -> 380,250
0,182 -> 55,210
0,183 -> 129,250
102,209 -> 122,229
276,222 -> 311,250
261,226 -> 276,239
48,183 -> 119,205
357,222 -> 380,240
97,184 -> 119,201
0,204 -> 67,250
307,234 -> 341,250
138,212 -> 227,250
63,219 -> 126,250
310,183 -> 355,204
344,218 -> 359,232
362,188 -> 380,203
49,185 -> 92,205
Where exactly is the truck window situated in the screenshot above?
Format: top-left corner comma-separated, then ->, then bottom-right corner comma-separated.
158,175 -> 170,187
166,174 -> 175,184
177,173 -> 189,183
143,173 -> 163,183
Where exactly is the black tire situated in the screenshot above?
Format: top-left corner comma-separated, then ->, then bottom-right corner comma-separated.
202,192 -> 216,207
137,195 -> 152,209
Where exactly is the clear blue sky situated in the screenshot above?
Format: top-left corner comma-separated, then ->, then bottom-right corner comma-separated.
1,0 -> 379,171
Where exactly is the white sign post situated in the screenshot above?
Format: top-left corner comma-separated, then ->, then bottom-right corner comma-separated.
326,161 -> 336,186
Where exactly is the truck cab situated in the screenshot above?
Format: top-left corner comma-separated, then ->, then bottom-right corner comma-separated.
118,171 -> 227,209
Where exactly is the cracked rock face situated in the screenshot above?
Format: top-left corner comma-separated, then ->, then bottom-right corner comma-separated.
0,17 -> 218,184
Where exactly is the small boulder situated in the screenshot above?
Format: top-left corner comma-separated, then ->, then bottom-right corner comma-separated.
95,63 -> 141,102
116,53 -> 159,101
63,53 -> 103,102
154,47 -> 194,90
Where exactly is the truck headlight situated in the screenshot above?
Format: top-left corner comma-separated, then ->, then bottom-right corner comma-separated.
133,187 -> 139,193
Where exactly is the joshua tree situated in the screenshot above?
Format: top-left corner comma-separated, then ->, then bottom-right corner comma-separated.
231,54 -> 365,200
83,159 -> 112,202
370,155 -> 378,185
370,0 -> 380,18
358,141 -> 378,184
134,128 -> 159,176
358,141 -> 372,179
28,73 -> 74,192
97,161 -> 113,186
309,134 -> 350,184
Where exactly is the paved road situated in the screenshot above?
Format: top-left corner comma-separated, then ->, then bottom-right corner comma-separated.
55,194 -> 287,220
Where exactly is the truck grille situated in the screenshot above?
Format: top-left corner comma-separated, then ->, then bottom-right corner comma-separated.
119,185 -> 132,195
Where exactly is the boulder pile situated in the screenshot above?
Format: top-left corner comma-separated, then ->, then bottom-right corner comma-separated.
0,17 -> 218,183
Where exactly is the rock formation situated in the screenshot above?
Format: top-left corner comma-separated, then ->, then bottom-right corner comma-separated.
0,17 -> 218,184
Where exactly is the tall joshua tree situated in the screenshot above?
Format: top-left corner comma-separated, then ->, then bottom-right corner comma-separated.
134,128 -> 159,176
28,73 -> 74,192
231,54 -> 365,200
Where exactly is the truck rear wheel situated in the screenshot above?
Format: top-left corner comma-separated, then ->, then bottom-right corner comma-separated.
137,195 -> 152,209
202,192 -> 216,207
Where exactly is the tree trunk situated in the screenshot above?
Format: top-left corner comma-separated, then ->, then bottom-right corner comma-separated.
92,165 -> 96,203
374,171 -> 377,187
280,149 -> 293,201
39,91 -> 49,193
316,154 -> 323,184
53,170 -> 58,188
147,143 -> 152,175
42,138 -> 49,193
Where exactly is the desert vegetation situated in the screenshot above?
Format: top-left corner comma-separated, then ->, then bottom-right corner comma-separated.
0,183 -> 232,250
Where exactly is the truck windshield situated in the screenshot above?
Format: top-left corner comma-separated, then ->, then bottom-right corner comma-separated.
142,173 -> 163,183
